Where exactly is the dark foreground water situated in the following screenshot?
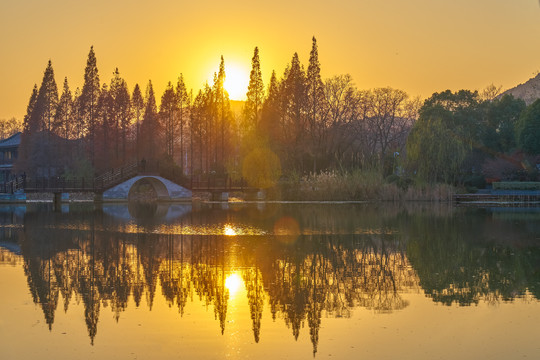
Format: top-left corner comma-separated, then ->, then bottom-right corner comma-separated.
1,202 -> 540,360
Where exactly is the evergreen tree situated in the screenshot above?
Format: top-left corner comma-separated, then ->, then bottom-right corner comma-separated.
140,80 -> 160,161
80,46 -> 100,168
217,57 -> 227,168
191,89 -> 206,174
16,85 -> 39,174
53,77 -> 74,172
260,70 -> 280,142
160,81 -> 177,158
131,84 -> 144,161
23,60 -> 59,176
306,37 -> 326,172
23,84 -> 38,133
176,75 -> 189,173
109,68 -> 131,164
203,82 -> 214,173
72,88 -> 83,139
55,77 -> 73,139
244,47 -> 264,133
96,83 -> 114,171
281,53 -> 307,170
35,60 -> 59,133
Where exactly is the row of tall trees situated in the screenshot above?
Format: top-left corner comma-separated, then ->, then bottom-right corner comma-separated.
246,38 -> 420,176
18,40 -> 422,182
17,47 -> 238,179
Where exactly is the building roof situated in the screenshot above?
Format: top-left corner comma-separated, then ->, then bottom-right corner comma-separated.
0,132 -> 21,148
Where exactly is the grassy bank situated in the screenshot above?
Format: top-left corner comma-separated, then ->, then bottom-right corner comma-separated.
274,170 -> 454,202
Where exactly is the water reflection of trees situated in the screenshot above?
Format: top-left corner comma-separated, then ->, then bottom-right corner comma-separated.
405,208 -> 540,305
6,204 -> 540,355
15,208 -> 416,354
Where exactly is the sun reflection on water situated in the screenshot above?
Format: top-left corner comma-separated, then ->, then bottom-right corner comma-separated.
223,224 -> 237,236
225,272 -> 243,298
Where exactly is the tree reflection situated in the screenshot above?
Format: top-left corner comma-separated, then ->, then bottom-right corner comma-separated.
405,208 -> 540,305
3,203 -> 540,354
16,220 -> 415,352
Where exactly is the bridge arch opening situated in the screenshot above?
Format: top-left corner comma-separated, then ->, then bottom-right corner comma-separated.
127,177 -> 170,202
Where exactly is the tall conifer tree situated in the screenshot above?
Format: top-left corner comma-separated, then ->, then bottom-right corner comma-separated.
140,80 -> 159,161
16,85 -> 39,174
160,82 -> 177,158
96,83 -> 114,171
261,70 -> 280,142
55,77 -> 73,139
80,46 -> 100,167
72,88 -> 85,140
244,47 -> 265,133
217,57 -> 227,166
35,60 -> 59,133
282,53 -> 306,170
23,84 -> 38,133
306,37 -> 325,172
110,68 -> 131,164
27,60 -> 59,176
176,75 -> 189,173
131,84 -> 144,161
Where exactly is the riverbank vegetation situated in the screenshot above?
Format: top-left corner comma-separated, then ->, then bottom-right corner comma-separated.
273,170 -> 454,201
13,38 -> 540,199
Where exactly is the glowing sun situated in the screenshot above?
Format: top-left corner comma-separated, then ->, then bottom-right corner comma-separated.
224,63 -> 249,101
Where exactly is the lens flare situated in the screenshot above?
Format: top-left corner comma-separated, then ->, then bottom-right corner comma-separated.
273,216 -> 301,244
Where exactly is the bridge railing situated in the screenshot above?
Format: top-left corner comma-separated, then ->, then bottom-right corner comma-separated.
0,160 -> 252,194
23,177 -> 96,192
188,176 -> 248,191
94,161 -> 139,190
0,175 -> 25,194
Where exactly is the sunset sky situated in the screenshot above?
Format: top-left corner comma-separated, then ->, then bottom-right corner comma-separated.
1,0 -> 540,121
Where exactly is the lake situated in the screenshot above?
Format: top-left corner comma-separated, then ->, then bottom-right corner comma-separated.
1,202 -> 540,359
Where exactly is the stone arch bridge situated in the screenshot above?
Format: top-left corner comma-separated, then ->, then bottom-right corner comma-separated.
102,175 -> 191,201
5,161 -> 191,203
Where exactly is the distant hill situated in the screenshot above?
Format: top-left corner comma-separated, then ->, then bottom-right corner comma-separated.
500,73 -> 540,105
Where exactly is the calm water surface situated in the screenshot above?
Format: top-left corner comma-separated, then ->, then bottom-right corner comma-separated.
1,202 -> 540,360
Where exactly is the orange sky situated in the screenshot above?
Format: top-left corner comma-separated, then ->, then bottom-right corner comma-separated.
1,0 -> 540,120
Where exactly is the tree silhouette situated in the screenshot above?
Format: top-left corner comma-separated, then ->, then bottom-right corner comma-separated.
80,46 -> 100,169
160,81 -> 178,159
244,47 -> 264,134
306,37 -> 326,173
55,77 -> 73,140
18,60 -> 59,177
131,84 -> 145,162
176,75 -> 189,173
140,80 -> 160,161
109,68 -> 132,165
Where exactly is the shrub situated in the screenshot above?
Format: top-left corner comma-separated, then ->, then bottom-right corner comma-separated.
277,170 -> 455,201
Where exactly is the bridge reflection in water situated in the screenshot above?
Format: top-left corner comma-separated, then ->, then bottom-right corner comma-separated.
2,203 -> 540,356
